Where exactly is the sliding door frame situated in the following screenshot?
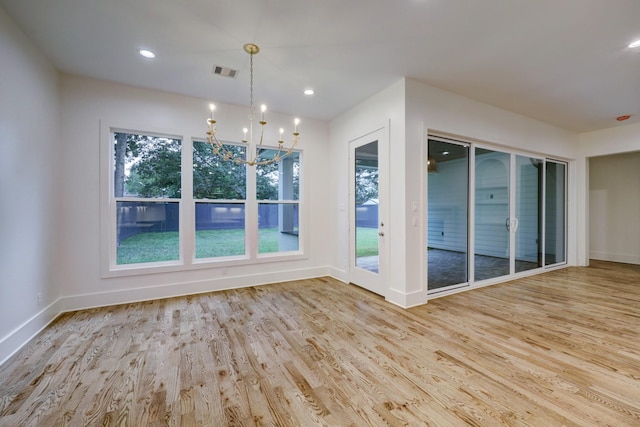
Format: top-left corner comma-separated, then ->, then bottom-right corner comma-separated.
427,134 -> 568,296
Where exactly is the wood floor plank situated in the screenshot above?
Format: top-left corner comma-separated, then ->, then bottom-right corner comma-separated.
2,260 -> 640,425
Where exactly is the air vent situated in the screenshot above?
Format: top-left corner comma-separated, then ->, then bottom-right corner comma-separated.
212,66 -> 238,78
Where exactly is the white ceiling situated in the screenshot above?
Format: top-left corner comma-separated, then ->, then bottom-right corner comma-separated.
2,0 -> 639,132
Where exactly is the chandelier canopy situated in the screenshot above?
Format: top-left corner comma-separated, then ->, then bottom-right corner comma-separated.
206,43 -> 300,167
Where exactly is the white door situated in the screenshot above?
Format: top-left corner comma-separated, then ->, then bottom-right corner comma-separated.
349,128 -> 388,296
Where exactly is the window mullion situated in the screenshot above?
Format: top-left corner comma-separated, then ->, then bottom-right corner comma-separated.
247,161 -> 258,259
183,138 -> 194,264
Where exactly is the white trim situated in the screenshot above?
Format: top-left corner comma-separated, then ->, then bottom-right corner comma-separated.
101,123 -> 307,277
425,132 -> 571,295
348,125 -> 389,297
0,267 -> 333,367
0,299 -> 63,366
386,288 -> 429,308
590,251 -> 640,265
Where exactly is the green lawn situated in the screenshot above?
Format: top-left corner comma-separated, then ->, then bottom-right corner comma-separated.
118,227 -> 289,264
355,226 -> 379,257
117,227 -> 378,264
117,231 -> 180,264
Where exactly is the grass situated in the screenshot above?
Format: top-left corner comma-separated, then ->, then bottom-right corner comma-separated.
117,226 -> 378,264
117,231 -> 180,264
196,228 -> 285,257
195,229 -> 245,258
355,226 -> 379,257
117,227 -> 297,264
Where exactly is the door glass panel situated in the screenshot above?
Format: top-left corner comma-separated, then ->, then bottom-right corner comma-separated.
474,148 -> 510,281
545,161 -> 567,265
354,141 -> 379,273
427,140 -> 469,290
515,156 -> 543,273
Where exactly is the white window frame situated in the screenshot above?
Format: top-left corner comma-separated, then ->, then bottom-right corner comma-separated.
100,125 -> 306,278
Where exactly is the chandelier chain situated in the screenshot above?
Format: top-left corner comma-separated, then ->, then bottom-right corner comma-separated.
205,43 -> 300,167
249,52 -> 254,122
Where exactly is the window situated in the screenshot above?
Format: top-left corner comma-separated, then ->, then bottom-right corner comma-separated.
193,141 -> 246,259
257,150 -> 300,254
113,132 -> 181,266
106,130 -> 303,274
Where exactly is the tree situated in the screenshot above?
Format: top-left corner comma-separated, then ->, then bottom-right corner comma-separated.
114,134 -> 297,201
114,133 -> 127,197
113,132 -> 181,198
355,166 -> 378,204
193,141 -> 246,199
256,160 -> 279,200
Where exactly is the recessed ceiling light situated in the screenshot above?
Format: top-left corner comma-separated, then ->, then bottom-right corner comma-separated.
304,88 -> 314,96
138,49 -> 155,59
442,151 -> 449,155
628,40 -> 640,48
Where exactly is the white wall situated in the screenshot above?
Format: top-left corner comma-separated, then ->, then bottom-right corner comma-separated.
55,75 -> 331,310
578,123 -> 640,265
329,79 -> 407,304
427,157 -> 469,253
406,79 -> 579,301
0,8 -> 61,363
580,123 -> 640,264
329,78 -> 580,308
589,151 -> 640,263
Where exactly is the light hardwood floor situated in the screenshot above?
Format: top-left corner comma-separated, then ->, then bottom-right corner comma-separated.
1,260 -> 640,426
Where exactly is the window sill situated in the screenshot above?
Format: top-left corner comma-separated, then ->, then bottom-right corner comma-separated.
101,252 -> 308,279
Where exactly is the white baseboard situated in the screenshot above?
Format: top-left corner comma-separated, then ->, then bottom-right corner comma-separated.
590,251 -> 640,265
60,266 -> 332,312
326,266 -> 348,283
386,287 -> 429,308
0,299 -> 63,366
0,266 -> 332,367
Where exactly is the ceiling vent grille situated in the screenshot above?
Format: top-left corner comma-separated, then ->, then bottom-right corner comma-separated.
212,66 -> 238,78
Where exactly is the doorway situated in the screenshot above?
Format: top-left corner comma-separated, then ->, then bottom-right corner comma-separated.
349,128 -> 388,296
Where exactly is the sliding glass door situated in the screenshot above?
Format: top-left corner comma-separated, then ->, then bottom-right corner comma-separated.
427,138 -> 567,293
514,155 -> 543,273
427,139 -> 469,290
545,161 -> 567,265
474,148 -> 510,281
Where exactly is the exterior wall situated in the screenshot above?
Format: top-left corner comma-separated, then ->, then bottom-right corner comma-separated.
0,7 -> 61,364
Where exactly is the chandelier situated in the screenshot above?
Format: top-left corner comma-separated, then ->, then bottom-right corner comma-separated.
206,43 -> 300,167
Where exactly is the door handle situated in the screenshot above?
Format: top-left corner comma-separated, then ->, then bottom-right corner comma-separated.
505,218 -> 519,233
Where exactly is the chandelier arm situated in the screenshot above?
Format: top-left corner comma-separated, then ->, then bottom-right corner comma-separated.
205,43 -> 299,168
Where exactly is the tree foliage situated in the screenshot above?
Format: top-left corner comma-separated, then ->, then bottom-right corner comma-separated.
114,133 -> 182,198
355,166 -> 378,205
114,133 -> 298,201
193,141 -> 246,199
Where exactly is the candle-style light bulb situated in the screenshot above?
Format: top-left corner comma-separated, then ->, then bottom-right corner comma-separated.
260,104 -> 267,121
242,127 -> 248,142
279,127 -> 284,142
209,103 -> 216,120
294,118 -> 300,133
